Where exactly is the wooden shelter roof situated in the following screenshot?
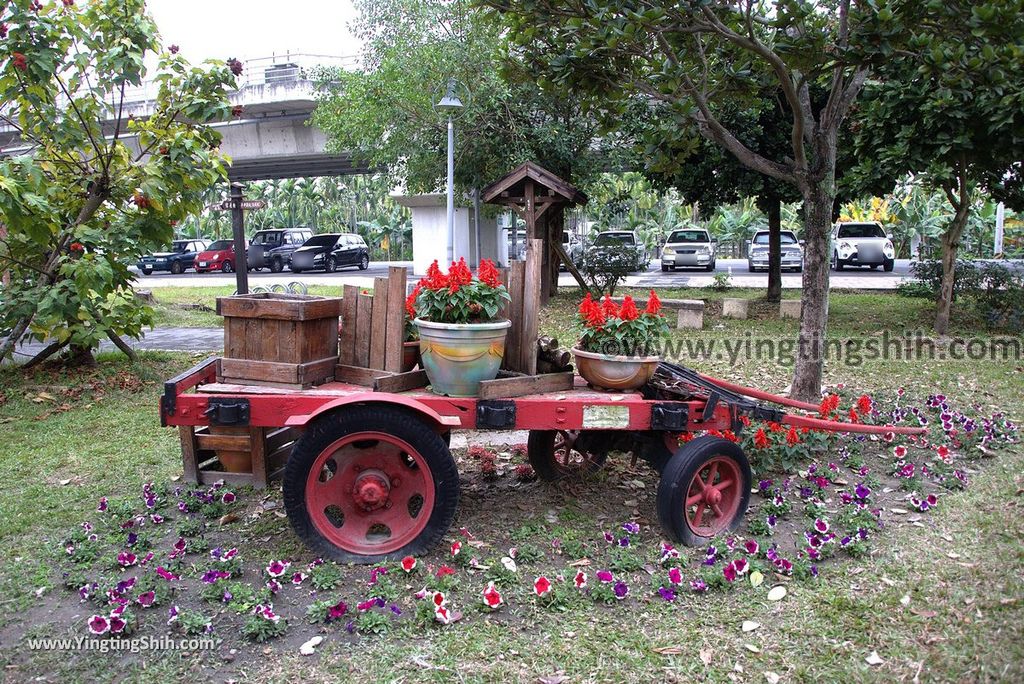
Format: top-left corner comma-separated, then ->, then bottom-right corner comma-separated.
481,161 -> 588,206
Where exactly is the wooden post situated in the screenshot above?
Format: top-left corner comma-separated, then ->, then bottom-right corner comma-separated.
522,238 -> 543,375
369,277 -> 390,369
504,261 -> 525,372
354,292 -> 373,368
339,284 -> 359,366
384,266 -> 408,372
230,183 -> 248,294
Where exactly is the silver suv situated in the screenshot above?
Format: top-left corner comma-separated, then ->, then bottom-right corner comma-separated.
831,222 -> 895,271
661,228 -> 716,272
747,229 -> 803,272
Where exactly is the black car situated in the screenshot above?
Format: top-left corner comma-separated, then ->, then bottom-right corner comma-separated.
136,239 -> 209,275
289,233 -> 370,273
250,228 -> 313,272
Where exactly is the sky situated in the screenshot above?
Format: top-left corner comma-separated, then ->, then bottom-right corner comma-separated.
147,0 -> 362,64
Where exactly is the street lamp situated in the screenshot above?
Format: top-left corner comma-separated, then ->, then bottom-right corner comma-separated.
436,79 -> 463,265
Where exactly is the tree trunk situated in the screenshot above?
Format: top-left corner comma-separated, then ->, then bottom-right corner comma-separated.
934,202 -> 970,336
763,196 -> 782,303
107,331 -> 139,362
790,185 -> 834,402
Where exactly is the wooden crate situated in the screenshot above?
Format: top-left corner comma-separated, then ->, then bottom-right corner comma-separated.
179,425 -> 301,489
217,293 -> 343,388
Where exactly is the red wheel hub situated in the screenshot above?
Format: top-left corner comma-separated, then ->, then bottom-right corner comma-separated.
305,432 -> 435,555
684,456 -> 741,537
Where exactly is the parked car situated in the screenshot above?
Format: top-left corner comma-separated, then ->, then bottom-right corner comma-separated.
747,229 -> 803,272
559,232 -> 583,269
585,230 -> 648,271
249,228 -> 313,272
831,221 -> 895,271
289,233 -> 370,273
660,228 -> 716,272
194,239 -> 240,273
137,239 -> 209,275
508,230 -> 527,261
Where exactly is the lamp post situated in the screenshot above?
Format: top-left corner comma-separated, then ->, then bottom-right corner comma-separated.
436,79 -> 463,265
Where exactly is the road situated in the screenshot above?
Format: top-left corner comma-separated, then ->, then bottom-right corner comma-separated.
130,258 -> 916,290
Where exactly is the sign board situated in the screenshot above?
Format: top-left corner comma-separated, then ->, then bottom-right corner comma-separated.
206,199 -> 267,212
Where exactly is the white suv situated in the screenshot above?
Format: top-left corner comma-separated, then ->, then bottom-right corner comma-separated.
831,222 -> 895,272
661,228 -> 716,271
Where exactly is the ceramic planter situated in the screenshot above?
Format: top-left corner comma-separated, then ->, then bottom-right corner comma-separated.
572,346 -> 660,391
414,318 -> 511,397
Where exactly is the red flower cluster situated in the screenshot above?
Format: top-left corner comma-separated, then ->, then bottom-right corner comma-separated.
578,293 -> 606,329
69,242 -> 84,252
133,192 -> 150,209
619,296 -> 639,322
405,283 -> 422,319
819,393 -> 840,419
12,52 -> 27,72
856,394 -> 872,415
785,425 -> 800,446
424,260 -> 446,289
226,57 -> 244,77
231,105 -> 244,118
753,427 -> 769,449
848,408 -> 860,424
478,258 -> 501,287
447,257 -> 473,293
645,290 -> 661,315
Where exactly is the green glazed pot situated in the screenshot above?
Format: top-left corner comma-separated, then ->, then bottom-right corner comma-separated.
414,318 -> 512,397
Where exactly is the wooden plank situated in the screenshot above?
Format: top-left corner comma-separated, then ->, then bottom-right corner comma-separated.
266,427 -> 301,453
503,261 -> 525,372
217,294 -> 343,321
521,238 -> 543,375
477,371 -> 574,400
354,293 -> 373,368
179,426 -> 199,483
334,363 -> 394,387
373,369 -> 428,393
196,471 -> 260,487
339,284 -> 359,366
219,377 -> 309,391
250,427 -> 268,489
369,276 -> 390,369
219,356 -> 336,385
195,433 -> 252,452
384,266 -> 408,372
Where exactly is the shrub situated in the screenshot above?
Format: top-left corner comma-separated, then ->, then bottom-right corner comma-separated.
579,248 -> 641,296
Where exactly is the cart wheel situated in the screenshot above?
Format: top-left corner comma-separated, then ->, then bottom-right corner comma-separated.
283,405 -> 459,563
656,435 -> 751,546
526,430 -> 607,481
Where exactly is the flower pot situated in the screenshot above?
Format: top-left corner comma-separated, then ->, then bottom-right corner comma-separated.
414,318 -> 512,397
402,340 -> 420,372
572,346 -> 660,392
208,426 -> 252,473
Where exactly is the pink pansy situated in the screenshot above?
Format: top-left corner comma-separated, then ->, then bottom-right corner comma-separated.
883,431 -> 895,443
744,540 -> 759,555
266,579 -> 281,594
667,567 -> 683,585
167,605 -> 179,624
596,570 -> 614,583
451,541 -> 462,557
482,581 -> 503,609
150,514 -> 164,524
414,587 -> 429,600
432,591 -> 446,608
400,556 -> 417,572
573,571 -> 587,589
87,615 -> 109,635
110,602 -> 127,616
732,558 -> 749,576
257,605 -> 280,623
109,615 -> 127,634
814,519 -> 830,534
893,445 -> 908,458
936,445 -> 951,461
723,563 -> 737,583
291,572 -> 307,585
266,560 -> 290,578
117,551 -> 137,567
156,566 -> 178,581
97,497 -> 108,512
136,591 -> 156,607
356,599 -> 377,612
173,537 -> 187,552
434,605 -> 451,624
222,491 -> 236,504
533,576 -> 552,597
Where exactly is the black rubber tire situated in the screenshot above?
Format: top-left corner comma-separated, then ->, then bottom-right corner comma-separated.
283,405 -> 459,564
221,260 -> 233,273
358,254 -> 369,270
883,258 -> 894,272
325,256 -> 337,273
526,430 -> 608,481
141,268 -> 153,275
831,252 -> 844,271
661,265 -> 668,272
290,266 -> 303,274
656,435 -> 752,546
705,261 -> 715,272
170,261 -> 184,275
270,258 -> 284,273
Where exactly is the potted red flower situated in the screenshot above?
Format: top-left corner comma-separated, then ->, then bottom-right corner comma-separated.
573,291 -> 670,391
412,258 -> 511,396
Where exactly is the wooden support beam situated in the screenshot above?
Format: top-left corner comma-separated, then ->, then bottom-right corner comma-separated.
369,276 -> 389,369
384,266 -> 408,372
522,238 -> 543,375
477,372 -> 574,399
335,364 -> 394,387
373,369 -> 428,393
339,284 -> 358,366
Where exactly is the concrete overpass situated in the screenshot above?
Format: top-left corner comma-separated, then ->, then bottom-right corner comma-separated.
0,54 -> 369,181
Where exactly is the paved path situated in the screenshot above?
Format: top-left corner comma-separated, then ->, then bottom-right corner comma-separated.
10,327 -> 224,362
128,258 -> 921,290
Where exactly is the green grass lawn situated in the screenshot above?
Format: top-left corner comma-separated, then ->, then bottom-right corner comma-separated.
0,293 -> 1020,682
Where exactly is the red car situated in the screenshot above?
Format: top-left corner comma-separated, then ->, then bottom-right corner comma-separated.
194,239 -> 240,273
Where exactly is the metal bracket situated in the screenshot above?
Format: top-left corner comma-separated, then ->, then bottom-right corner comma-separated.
204,397 -> 251,426
475,400 -> 516,429
701,391 -> 720,422
650,403 -> 689,431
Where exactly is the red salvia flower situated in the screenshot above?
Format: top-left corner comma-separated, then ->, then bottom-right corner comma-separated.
478,258 -> 500,287
857,394 -> 872,415
601,295 -> 619,319
754,428 -> 770,449
12,52 -> 27,72
405,284 -> 422,318
645,289 -> 661,315
619,296 -> 639,321
425,260 -> 447,290
578,293 -> 605,329
785,426 -> 800,446
848,408 -> 860,424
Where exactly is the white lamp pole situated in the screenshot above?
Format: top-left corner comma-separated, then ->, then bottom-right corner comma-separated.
436,80 -> 463,265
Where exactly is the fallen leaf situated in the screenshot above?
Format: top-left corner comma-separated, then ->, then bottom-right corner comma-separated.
890,507 -> 909,514
744,644 -> 761,653
538,675 -> 567,684
568,558 -> 591,567
865,652 -> 884,666
764,672 -> 781,684
59,478 -> 72,486
653,646 -> 685,655
946,551 -> 961,559
699,647 -> 713,666
273,511 -> 287,518
767,586 -> 787,602
219,513 -> 239,526
900,595 -> 911,607
299,636 -> 323,656
742,621 -> 760,633
880,577 -> 896,587
500,557 -> 518,572
750,570 -> 764,587
910,608 -> 937,618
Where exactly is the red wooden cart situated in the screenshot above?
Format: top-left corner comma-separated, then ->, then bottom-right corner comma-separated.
161,357 -> 925,563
